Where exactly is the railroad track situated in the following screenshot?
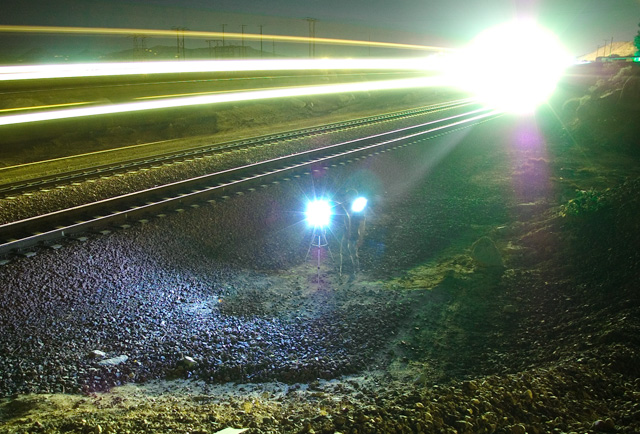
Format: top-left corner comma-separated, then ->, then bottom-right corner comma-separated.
0,104 -> 502,260
0,98 -> 475,197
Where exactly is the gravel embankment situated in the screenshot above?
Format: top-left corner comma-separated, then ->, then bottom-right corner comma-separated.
0,99 -> 639,434
0,181 -> 412,397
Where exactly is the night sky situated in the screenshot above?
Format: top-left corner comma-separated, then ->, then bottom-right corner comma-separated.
1,0 -> 639,57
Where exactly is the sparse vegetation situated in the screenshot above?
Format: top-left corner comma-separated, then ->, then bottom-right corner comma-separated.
559,188 -> 608,218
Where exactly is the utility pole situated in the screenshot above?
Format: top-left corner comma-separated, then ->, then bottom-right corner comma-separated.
272,38 -> 275,56
259,25 -> 264,58
207,40 -> 222,59
172,26 -> 186,59
609,37 -> 614,56
173,27 -> 180,58
181,28 -> 186,59
305,18 -> 317,58
241,24 -> 247,57
221,24 -> 227,47
128,34 -> 147,60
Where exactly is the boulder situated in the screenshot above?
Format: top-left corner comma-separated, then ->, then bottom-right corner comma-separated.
88,350 -> 107,359
619,70 -> 640,111
471,237 -> 503,267
97,355 -> 129,366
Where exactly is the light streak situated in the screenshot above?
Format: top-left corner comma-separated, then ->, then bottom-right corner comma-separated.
0,101 -> 93,113
0,24 -> 456,52
0,58 -> 443,81
0,76 -> 448,127
134,85 -> 307,100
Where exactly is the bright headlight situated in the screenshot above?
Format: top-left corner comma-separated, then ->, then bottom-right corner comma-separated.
449,21 -> 572,114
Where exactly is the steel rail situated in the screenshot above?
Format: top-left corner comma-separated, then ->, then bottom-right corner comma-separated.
0,107 -> 501,259
0,98 -> 475,197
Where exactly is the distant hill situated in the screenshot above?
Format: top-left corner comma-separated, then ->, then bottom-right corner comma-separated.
10,47 -> 104,64
101,44 -> 270,61
3,44 -> 271,65
17,47 -> 62,63
579,41 -> 636,61
69,49 -> 105,62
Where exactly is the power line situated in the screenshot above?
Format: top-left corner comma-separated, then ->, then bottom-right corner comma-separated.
128,34 -> 147,60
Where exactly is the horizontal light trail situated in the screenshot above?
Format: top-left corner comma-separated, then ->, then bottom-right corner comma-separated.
0,101 -> 93,113
0,25 -> 456,53
0,58 -> 444,81
0,76 -> 450,126
132,75 -> 414,99
0,98 -> 475,175
134,84 -> 304,100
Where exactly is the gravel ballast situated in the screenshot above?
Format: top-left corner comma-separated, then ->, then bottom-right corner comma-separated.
1,90 -> 639,433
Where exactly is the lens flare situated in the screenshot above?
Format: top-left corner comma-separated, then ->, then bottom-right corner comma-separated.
447,20 -> 572,114
305,199 -> 332,228
351,197 -> 368,213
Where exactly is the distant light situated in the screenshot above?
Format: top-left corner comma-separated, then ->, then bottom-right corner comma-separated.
351,197 -> 368,213
305,199 -> 332,228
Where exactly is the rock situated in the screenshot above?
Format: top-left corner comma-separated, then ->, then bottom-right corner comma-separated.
179,356 -> 197,368
333,416 -> 346,426
510,424 -> 526,434
619,70 -> 640,111
455,420 -> 472,432
88,350 -> 107,359
414,373 -> 428,385
338,94 -> 355,105
503,305 -> 518,314
593,418 -> 615,432
471,237 -> 503,268
462,380 -> 478,393
289,99 -> 307,109
97,355 -> 129,366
